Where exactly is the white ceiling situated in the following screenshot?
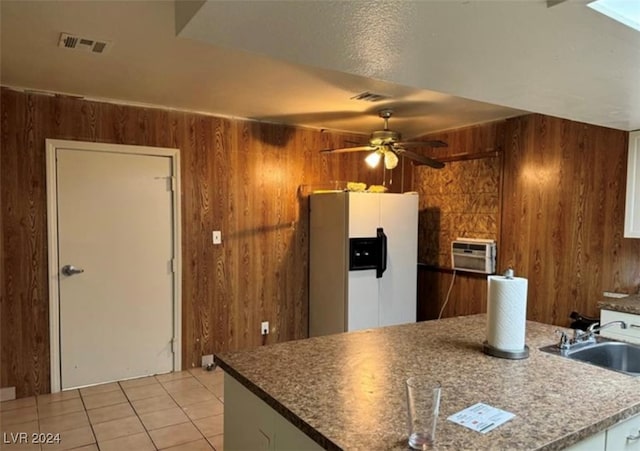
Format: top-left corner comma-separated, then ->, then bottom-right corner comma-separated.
1,1 -> 638,140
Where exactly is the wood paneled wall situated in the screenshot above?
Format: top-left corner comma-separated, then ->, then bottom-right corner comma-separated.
0,88 -> 395,398
414,121 -> 505,319
3,87 -> 639,397
417,267 -> 490,321
500,114 -> 640,325
415,114 -> 640,325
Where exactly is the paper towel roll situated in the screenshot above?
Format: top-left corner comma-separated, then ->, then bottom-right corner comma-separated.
486,276 -> 528,351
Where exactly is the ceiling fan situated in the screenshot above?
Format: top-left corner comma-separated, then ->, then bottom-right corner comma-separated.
320,109 -> 446,170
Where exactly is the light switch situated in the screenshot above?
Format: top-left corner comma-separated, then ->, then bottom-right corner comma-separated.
212,231 -> 222,245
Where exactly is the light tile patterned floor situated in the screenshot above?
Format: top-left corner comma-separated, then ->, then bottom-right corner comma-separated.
0,368 -> 224,450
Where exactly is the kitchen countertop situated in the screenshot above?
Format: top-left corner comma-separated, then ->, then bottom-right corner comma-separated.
598,294 -> 640,315
214,315 -> 640,450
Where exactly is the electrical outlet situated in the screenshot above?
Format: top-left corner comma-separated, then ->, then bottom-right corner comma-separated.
261,321 -> 269,335
212,231 -> 222,245
201,354 -> 214,367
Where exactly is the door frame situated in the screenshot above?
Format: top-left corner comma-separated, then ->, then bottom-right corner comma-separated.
45,139 -> 182,392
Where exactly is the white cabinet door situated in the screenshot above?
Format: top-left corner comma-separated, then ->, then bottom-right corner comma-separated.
600,310 -> 640,344
625,131 -> 640,238
225,374 -> 275,450
606,414 -> 640,451
224,374 -> 323,451
564,431 -> 605,451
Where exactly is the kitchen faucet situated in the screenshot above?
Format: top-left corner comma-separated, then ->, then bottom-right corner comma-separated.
589,320 -> 627,332
556,320 -> 627,351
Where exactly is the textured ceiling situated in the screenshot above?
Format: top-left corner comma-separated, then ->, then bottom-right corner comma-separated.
1,0 -> 638,141
180,0 -> 640,132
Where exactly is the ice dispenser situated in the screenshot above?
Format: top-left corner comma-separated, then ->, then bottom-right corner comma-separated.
349,227 -> 387,278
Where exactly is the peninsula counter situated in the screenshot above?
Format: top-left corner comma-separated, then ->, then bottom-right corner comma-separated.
215,315 -> 640,450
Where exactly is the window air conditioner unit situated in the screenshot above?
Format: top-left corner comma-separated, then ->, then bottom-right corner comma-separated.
451,239 -> 496,274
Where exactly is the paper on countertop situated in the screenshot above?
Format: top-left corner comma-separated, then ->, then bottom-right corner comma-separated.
447,403 -> 515,434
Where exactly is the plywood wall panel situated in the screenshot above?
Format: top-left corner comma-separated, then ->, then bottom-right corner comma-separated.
0,88 -> 382,397
413,121 -> 504,319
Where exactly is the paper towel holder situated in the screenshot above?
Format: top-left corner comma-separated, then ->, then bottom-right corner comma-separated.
483,267 -> 530,360
482,341 -> 529,360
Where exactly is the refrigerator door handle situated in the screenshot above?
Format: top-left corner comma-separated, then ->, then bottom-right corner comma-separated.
376,227 -> 387,278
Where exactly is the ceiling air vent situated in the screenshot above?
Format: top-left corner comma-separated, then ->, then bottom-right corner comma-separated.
58,33 -> 112,54
350,91 -> 388,102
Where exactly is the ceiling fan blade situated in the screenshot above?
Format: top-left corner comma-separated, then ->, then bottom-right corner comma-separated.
395,140 -> 448,148
320,145 -> 376,154
344,139 -> 366,146
394,148 -> 445,169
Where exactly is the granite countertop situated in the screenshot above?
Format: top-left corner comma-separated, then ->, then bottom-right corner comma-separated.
598,294 -> 640,314
214,315 -> 640,450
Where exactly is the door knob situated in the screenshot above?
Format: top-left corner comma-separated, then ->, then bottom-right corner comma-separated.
62,265 -> 84,276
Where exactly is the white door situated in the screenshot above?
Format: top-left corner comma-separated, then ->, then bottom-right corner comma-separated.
56,148 -> 175,389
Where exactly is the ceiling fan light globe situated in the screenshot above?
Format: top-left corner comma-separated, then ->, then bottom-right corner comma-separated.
384,151 -> 399,170
365,151 -> 382,168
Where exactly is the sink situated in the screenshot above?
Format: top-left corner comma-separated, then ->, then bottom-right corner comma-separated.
540,340 -> 640,376
568,342 -> 640,376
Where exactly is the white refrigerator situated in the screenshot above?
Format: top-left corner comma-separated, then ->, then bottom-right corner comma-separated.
309,191 -> 418,337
